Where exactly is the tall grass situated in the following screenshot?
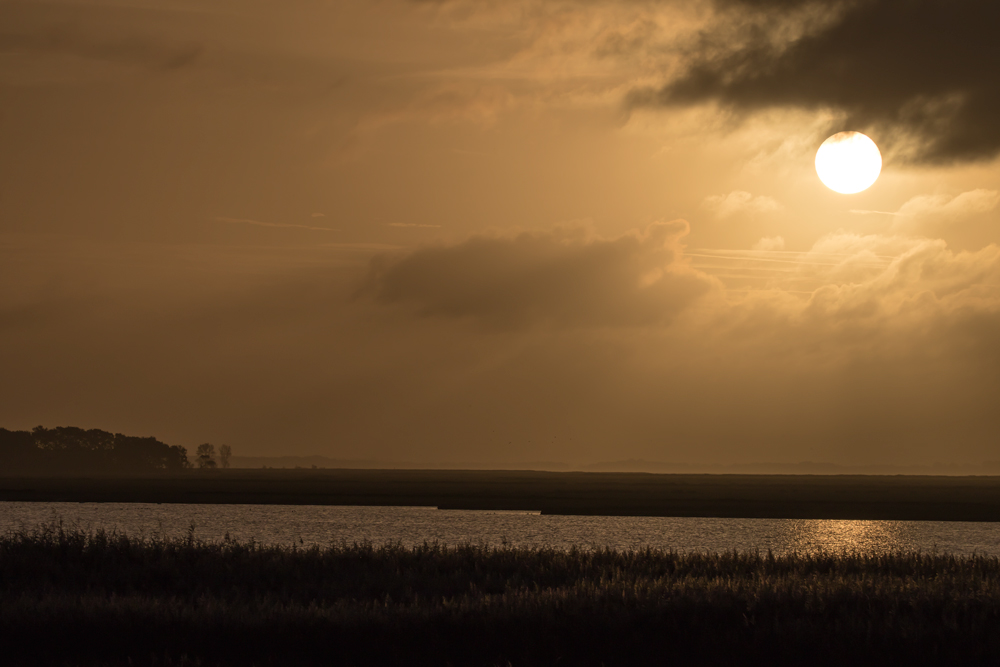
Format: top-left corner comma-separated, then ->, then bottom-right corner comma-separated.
3,522 -> 1000,665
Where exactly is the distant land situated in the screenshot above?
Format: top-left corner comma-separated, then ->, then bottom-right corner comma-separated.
13,425 -> 998,478
230,455 -> 1000,477
7,469 -> 1000,521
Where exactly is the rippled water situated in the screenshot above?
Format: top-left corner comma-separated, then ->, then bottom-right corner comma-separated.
4,502 -> 1000,555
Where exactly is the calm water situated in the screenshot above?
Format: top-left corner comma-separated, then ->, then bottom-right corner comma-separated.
3,502 -> 1000,556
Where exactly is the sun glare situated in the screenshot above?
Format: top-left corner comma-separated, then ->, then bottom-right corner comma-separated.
815,131 -> 882,194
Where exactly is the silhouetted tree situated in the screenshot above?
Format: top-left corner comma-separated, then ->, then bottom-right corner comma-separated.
218,444 -> 232,469
0,428 -> 41,470
0,426 -> 190,473
196,443 -> 217,469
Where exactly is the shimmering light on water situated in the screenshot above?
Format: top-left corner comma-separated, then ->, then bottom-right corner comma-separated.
4,502 -> 1000,555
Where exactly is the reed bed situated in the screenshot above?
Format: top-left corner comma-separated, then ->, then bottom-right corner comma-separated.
2,523 -> 1000,666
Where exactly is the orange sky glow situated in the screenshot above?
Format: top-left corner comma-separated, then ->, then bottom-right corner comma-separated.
2,0 -> 1000,469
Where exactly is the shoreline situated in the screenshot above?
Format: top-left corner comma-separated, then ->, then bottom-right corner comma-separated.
5,469 -> 1000,521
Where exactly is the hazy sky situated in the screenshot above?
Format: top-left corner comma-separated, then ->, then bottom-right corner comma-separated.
3,0 -> 1000,466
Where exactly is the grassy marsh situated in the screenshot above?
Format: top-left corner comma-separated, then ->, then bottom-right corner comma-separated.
3,524 -> 1000,665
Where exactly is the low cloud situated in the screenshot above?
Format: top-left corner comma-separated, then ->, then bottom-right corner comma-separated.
851,189 -> 999,232
891,190 -> 1000,229
745,232 -> 1000,318
703,191 -> 781,218
752,236 -> 785,251
364,221 -> 718,328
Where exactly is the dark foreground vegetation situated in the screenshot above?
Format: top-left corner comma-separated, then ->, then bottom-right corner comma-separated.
3,525 -> 1000,666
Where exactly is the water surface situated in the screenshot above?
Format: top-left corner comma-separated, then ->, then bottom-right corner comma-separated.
4,502 -> 1000,555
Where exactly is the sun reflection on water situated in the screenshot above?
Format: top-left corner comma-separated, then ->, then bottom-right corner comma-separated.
792,520 -> 907,554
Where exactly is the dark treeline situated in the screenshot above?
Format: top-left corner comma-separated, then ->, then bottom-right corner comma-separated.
3,524 -> 1000,666
0,426 -> 191,473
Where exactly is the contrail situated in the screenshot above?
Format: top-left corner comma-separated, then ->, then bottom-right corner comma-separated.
213,216 -> 337,232
849,209 -> 900,216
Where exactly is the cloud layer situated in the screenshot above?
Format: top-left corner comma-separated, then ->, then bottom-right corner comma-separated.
5,225 -> 1000,466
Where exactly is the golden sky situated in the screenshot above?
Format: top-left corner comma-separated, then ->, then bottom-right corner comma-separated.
2,0 -> 999,467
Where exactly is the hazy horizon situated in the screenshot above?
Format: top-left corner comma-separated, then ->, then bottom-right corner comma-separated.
225,454 -> 1000,476
3,0 -> 1000,468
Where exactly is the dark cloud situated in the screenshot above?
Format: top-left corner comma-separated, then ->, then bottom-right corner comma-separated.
635,0 -> 1000,163
364,221 -> 717,328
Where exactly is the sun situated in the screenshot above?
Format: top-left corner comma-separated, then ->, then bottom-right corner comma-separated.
815,131 -> 882,194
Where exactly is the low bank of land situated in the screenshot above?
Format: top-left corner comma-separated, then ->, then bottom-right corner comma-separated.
4,469 -> 1000,521
2,525 -> 999,666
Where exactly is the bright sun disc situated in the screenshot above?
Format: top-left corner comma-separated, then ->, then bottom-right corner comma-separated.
815,131 -> 882,194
